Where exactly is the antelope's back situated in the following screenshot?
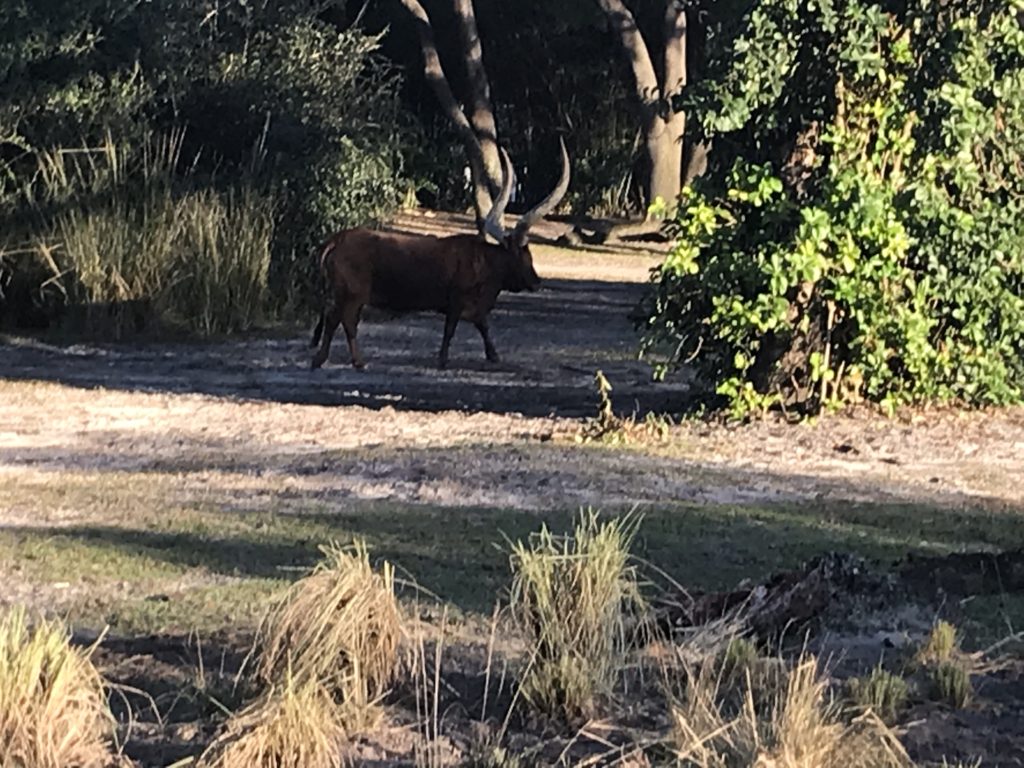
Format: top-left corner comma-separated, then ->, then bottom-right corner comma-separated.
335,229 -> 478,312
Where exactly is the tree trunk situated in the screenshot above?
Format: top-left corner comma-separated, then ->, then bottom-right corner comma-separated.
649,0 -> 687,215
596,0 -> 689,215
646,109 -> 686,213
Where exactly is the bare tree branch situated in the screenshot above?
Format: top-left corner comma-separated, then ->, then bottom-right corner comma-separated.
453,0 -> 502,197
398,0 -> 494,220
594,0 -> 660,106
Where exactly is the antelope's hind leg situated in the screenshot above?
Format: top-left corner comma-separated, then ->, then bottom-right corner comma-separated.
341,302 -> 366,369
311,304 -> 342,369
439,306 -> 462,369
310,311 -> 325,348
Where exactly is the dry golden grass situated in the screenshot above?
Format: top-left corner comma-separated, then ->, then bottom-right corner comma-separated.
197,673 -> 346,768
254,540 -> 401,707
0,607 -> 115,768
508,509 -> 646,720
204,542 -> 402,767
669,650 -> 913,768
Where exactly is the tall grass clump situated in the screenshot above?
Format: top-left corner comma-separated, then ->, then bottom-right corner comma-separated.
166,187 -> 273,335
914,621 -> 974,709
929,661 -> 973,709
198,672 -> 344,768
16,135 -> 273,337
206,542 -> 401,767
916,621 -> 960,666
508,509 -> 646,720
670,652 -> 913,768
253,540 -> 401,726
0,607 -> 115,768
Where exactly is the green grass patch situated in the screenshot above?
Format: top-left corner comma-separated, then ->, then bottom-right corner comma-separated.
2,469 -> 1023,636
100,580 -> 283,635
845,666 -> 909,722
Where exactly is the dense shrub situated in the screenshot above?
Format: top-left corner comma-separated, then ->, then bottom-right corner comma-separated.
639,0 -> 1024,417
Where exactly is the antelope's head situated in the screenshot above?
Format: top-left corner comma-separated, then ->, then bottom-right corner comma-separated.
483,139 -> 571,293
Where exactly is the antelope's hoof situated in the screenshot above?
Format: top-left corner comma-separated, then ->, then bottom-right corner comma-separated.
353,360 -> 367,371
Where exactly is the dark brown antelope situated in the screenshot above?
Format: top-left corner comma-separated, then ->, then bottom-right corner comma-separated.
310,140 -> 570,370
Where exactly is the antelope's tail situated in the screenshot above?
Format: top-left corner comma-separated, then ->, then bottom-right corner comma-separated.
310,240 -> 336,348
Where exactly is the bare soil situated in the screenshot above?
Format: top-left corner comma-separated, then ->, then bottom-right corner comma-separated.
2,211 -> 1024,766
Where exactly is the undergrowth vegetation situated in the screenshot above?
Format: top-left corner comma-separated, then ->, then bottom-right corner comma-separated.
202,540 -> 401,766
0,514 -> 998,766
575,370 -> 672,445
0,0 -> 405,335
508,510 -> 646,721
845,666 -> 910,723
198,674 -> 346,768
10,136 -> 274,336
669,652 -> 914,768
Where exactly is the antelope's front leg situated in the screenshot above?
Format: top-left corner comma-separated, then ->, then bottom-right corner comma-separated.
474,318 -> 500,363
438,306 -> 461,369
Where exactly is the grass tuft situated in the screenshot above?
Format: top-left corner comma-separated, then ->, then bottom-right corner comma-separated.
916,621 -> 960,666
912,620 -> 974,709
508,509 -> 646,720
669,651 -> 914,768
197,672 -> 346,768
22,135 -> 273,337
253,540 -> 401,728
0,606 -> 115,768
929,661 -> 973,709
845,666 -> 909,722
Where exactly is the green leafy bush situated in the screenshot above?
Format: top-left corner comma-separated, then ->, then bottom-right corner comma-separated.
183,17 -> 405,303
639,0 -> 1024,417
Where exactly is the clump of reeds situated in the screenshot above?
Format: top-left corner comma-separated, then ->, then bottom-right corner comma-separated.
669,649 -> 914,768
204,541 -> 401,766
0,606 -> 115,768
508,509 -> 646,720
198,672 -> 345,768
